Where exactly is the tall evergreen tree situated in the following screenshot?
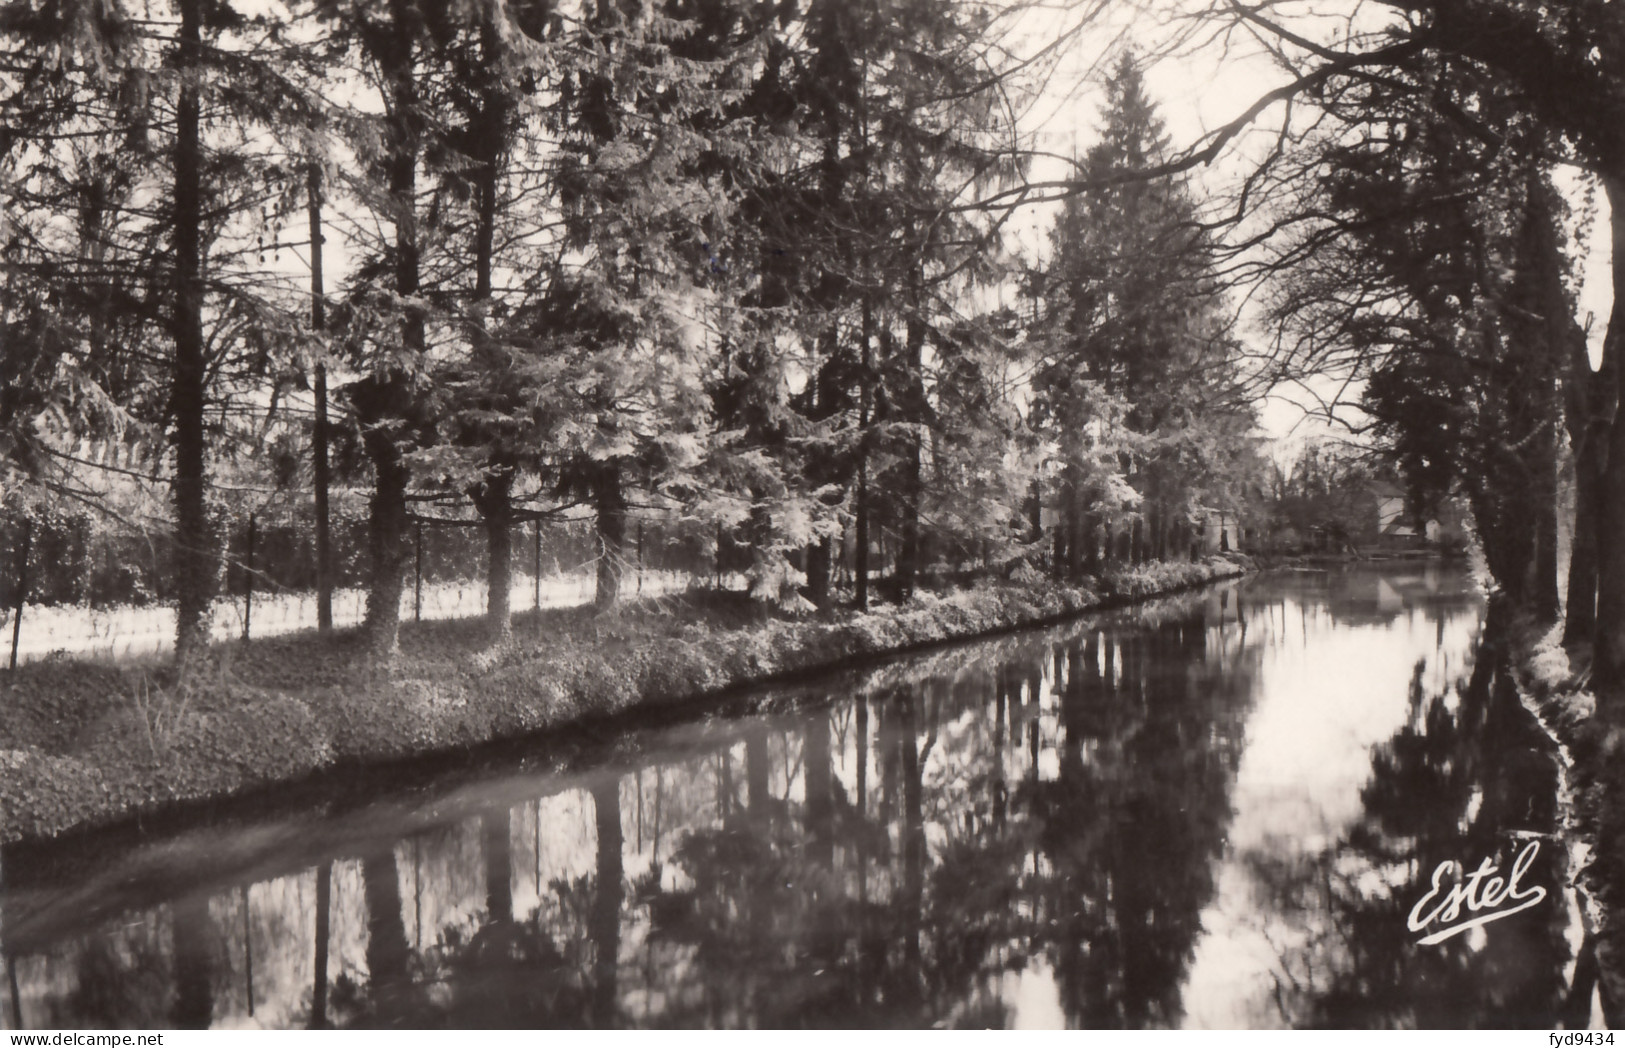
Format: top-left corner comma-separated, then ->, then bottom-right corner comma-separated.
1,0 -> 322,672
428,0 -> 559,638
1035,55 -> 1253,576
313,0 -> 452,657
697,0 -> 1024,608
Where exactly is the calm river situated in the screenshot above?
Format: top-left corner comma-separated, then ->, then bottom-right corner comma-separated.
0,565 -> 1590,1028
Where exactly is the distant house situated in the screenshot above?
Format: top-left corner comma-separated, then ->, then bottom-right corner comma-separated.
1424,499 -> 1471,548
1369,481 -> 1471,549
1371,481 -> 1419,540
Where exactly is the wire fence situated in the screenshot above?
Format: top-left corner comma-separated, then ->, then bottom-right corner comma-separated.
0,567 -> 699,666
0,507 -> 733,667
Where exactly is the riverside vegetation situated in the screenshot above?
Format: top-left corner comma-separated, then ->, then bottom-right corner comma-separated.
9,0 -> 1625,943
1512,618 -> 1625,1024
0,557 -> 1244,843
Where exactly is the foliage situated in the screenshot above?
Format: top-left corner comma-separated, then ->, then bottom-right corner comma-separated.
1263,441 -> 1385,549
1029,55 -> 1265,572
0,0 -> 1263,687
1264,58 -> 1574,603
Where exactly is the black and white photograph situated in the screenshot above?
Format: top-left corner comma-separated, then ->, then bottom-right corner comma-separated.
0,0 -> 1619,1032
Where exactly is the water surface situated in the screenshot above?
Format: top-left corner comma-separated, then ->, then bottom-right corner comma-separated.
0,565 -> 1583,1028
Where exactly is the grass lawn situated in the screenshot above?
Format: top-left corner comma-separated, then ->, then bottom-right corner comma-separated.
0,557 -> 1245,843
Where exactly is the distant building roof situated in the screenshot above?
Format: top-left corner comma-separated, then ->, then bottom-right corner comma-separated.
1370,481 -> 1406,500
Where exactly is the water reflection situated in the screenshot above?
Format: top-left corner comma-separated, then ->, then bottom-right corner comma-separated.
1204,627 -> 1572,1028
0,566 -> 1586,1028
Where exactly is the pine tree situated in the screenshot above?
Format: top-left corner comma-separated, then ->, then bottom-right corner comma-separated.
1035,55 -> 1252,576
542,0 -> 743,611
693,0 -> 1021,608
313,0 -> 450,658
1,0 -> 324,672
429,0 -> 559,639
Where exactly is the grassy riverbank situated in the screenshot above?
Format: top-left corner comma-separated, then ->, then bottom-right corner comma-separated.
1512,619 -> 1625,1023
0,556 -> 1246,843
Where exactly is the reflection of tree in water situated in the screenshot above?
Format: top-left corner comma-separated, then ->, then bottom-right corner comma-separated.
37,892 -> 216,1029
334,849 -> 416,1027
48,919 -> 172,1028
589,779 -> 623,1026
1245,611 -> 1573,1028
11,594 -> 1269,1029
922,667 -> 1039,1027
410,805 -> 590,1029
169,894 -> 215,1029
336,788 -> 629,1029
627,607 -> 1256,1027
634,714 -> 879,1026
309,861 -> 332,1028
49,892 -> 217,1029
1024,618 -> 1254,1028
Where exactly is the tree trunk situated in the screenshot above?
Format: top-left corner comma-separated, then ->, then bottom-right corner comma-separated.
486,493 -> 513,637
894,303 -> 927,602
1051,500 -> 1069,582
854,461 -> 870,609
362,430 -> 411,657
1062,512 -> 1077,581
855,297 -> 873,610
806,536 -> 831,610
171,0 -> 215,674
471,5 -> 514,639
241,514 -> 256,641
1027,476 -> 1043,544
357,0 -> 425,660
1534,414 -> 1562,623
1471,481 -> 1530,605
308,164 -> 333,635
1594,177 -> 1625,709
896,439 -> 921,599
1570,437 -> 1603,643
471,7 -> 502,309
473,472 -> 514,637
1564,271 -> 1615,645
594,464 -> 627,612
9,517 -> 29,672
1523,185 -> 1570,625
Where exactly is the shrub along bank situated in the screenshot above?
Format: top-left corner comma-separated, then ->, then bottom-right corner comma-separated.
1512,620 -> 1625,1025
0,557 -> 1246,843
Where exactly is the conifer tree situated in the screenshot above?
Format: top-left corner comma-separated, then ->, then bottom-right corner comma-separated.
1,0 -> 322,672
1035,55 -> 1251,575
